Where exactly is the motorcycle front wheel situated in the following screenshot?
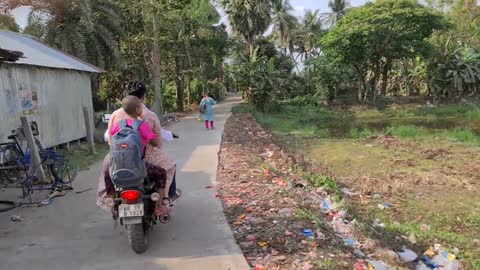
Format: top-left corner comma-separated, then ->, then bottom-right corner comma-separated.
126,223 -> 148,253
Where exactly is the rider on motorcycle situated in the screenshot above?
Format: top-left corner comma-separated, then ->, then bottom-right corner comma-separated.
97,81 -> 179,215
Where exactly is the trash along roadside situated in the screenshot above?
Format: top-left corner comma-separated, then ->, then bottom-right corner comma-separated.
216,113 -> 460,270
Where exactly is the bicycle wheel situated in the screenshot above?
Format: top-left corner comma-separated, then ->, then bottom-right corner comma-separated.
0,201 -> 16,213
47,155 -> 76,184
0,144 -> 27,184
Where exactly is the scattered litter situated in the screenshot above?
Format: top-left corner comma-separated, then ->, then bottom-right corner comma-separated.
366,260 -> 391,270
353,249 -> 366,258
302,229 -> 314,239
321,197 -> 335,213
246,235 -> 256,241
254,264 -> 266,270
10,215 -> 23,222
373,219 -> 385,228
258,241 -> 268,248
419,248 -> 459,270
213,192 -> 219,198
39,197 -> 54,206
377,202 -> 393,209
408,232 -> 417,244
354,260 -> 365,270
344,238 -> 357,247
372,193 -> 382,199
204,185 -> 214,189
397,247 -> 418,263
75,187 -> 92,194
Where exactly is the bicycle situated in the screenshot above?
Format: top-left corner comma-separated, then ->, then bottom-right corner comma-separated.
17,149 -> 77,205
0,122 -> 43,185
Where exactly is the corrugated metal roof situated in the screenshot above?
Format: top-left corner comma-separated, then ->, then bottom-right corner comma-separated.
0,30 -> 104,73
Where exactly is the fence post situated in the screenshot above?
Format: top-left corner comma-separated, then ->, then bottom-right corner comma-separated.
83,106 -> 96,154
20,116 -> 46,182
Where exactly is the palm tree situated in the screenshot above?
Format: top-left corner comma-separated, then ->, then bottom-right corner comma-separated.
221,0 -> 272,56
298,9 -> 322,60
271,0 -> 297,56
324,0 -> 349,27
2,0 -> 122,69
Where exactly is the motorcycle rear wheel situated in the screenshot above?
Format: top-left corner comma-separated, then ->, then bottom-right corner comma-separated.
126,223 -> 148,253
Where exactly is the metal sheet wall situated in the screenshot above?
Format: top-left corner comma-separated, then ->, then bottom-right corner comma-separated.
0,64 -> 94,148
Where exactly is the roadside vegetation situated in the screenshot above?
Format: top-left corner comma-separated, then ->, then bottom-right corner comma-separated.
229,0 -> 480,268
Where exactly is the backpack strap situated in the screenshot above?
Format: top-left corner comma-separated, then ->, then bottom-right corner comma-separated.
118,119 -> 128,129
131,119 -> 143,131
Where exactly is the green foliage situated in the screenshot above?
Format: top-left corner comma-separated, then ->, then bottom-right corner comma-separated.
16,0 -> 124,69
349,128 -> 375,139
190,79 -> 226,103
439,128 -> 478,145
98,71 -> 125,103
162,82 -> 177,113
310,55 -> 356,102
427,42 -> 480,101
221,0 -> 272,55
321,0 -> 449,102
0,13 -> 19,32
387,125 -> 429,138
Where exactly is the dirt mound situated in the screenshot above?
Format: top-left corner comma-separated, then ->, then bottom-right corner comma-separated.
366,134 -> 418,149
421,148 -> 452,160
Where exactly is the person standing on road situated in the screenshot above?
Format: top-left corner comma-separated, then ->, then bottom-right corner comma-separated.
200,92 -> 216,130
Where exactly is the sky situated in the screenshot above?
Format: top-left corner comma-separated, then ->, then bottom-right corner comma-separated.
11,1 -> 369,30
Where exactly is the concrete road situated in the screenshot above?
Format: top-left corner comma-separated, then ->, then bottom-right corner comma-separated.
0,95 -> 250,270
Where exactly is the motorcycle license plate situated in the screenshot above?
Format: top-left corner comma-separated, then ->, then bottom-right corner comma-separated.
119,203 -> 144,217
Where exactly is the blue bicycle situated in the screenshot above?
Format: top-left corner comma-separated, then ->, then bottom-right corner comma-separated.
0,124 -> 43,184
0,123 -> 77,204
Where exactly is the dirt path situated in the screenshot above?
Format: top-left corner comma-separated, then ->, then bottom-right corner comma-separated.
0,94 -> 250,270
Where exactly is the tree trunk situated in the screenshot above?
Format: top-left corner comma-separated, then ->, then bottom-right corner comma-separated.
380,59 -> 392,96
369,64 -> 381,102
150,0 -> 163,116
187,78 -> 192,107
174,56 -> 184,112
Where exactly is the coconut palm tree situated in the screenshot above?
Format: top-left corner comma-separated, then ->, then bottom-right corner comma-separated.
271,0 -> 297,56
221,0 -> 272,56
2,0 -> 122,69
324,0 -> 349,27
296,9 -> 322,61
